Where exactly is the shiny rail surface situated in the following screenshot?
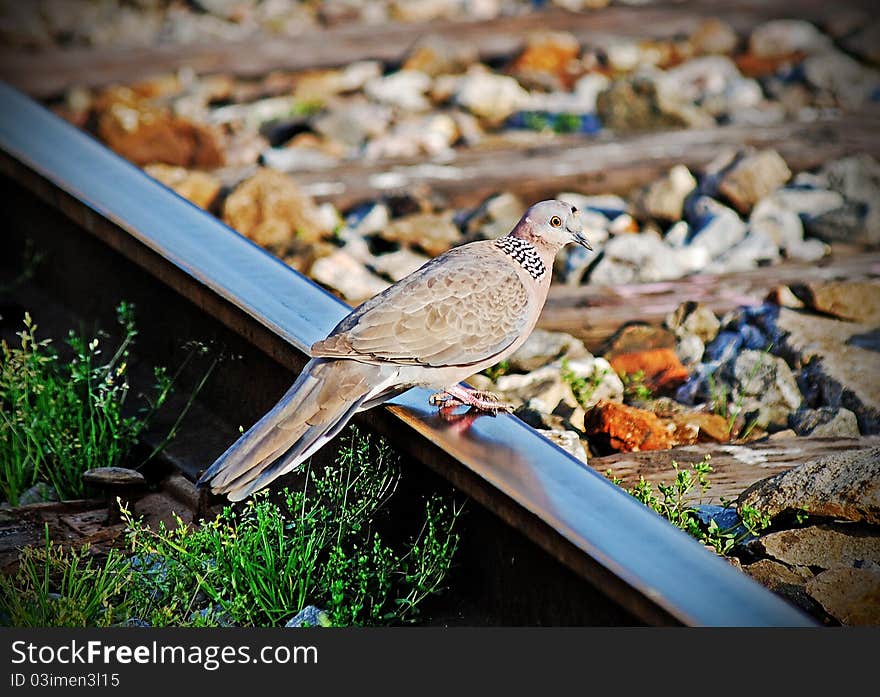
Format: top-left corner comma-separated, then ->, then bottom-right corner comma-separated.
0,82 -> 815,626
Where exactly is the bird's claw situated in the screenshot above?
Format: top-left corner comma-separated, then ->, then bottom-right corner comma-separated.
429,388 -> 515,415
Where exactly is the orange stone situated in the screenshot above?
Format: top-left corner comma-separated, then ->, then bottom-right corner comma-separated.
609,347 -> 690,392
584,400 -> 675,453
735,51 -> 805,78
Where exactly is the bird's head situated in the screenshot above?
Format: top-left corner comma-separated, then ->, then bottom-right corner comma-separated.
514,199 -> 594,252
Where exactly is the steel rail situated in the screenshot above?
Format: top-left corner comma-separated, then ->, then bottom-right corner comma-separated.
0,82 -> 815,626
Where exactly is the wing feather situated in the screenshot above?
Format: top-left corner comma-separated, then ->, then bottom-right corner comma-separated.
311,243 -> 531,368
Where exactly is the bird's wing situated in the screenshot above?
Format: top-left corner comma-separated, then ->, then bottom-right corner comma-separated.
311,243 -> 531,368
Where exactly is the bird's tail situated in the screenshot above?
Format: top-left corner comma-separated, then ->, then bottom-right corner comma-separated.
197,358 -> 391,501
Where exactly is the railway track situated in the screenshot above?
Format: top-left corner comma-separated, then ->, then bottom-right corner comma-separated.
0,82 -> 816,626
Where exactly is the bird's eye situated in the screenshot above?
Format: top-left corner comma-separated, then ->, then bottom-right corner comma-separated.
550,215 -> 562,227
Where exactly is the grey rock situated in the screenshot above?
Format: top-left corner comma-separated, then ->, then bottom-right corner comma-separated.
285,605 -> 331,627
709,229 -> 780,273
507,329 -> 590,373
675,333 -> 705,366
773,308 -> 880,433
18,482 -> 57,506
495,365 -> 571,411
369,248 -> 431,282
738,447 -> 880,524
537,429 -> 589,463
115,618 -> 151,627
786,238 -> 829,262
695,504 -> 747,537
665,301 -> 721,344
675,362 -> 718,405
749,196 -> 805,250
558,193 -> 629,219
805,562 -> 880,625
789,407 -> 861,438
749,19 -> 833,57
804,50 -> 880,109
806,200 -> 875,246
725,349 -> 802,430
589,233 -> 690,284
771,187 -> 845,221
311,249 -> 390,304
634,164 -> 697,222
84,467 -> 146,488
821,154 -> 880,207
756,525 -> 880,570
465,191 -> 526,241
688,197 -> 748,258
261,146 -> 339,172
705,331 -> 742,364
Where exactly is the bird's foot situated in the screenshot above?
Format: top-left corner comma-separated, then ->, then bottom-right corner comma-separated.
429,386 -> 515,415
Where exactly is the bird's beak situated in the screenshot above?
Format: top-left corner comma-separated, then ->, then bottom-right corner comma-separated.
570,229 -> 593,251
565,210 -> 593,251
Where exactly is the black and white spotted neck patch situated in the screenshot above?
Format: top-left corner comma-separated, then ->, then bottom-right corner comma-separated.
495,236 -> 546,280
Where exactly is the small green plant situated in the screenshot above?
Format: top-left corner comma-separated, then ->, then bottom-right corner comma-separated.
705,345 -> 772,441
621,370 -> 653,402
482,359 -> 510,381
561,357 -> 608,408
0,304 -> 214,504
606,455 -> 770,556
0,526 -> 133,627
122,428 -> 461,627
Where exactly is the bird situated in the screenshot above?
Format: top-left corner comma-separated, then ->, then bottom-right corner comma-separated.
198,199 -> 593,501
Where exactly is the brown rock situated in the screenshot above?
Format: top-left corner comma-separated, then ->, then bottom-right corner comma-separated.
508,31 -> 582,91
756,524 -> 880,569
96,88 -> 223,168
222,168 -> 332,248
743,559 -> 816,611
792,280 -> 880,326
584,400 -> 677,453
609,348 -> 689,392
143,164 -> 222,210
633,164 -> 697,222
735,52 -> 805,78
671,411 -> 732,443
378,211 -> 462,257
738,447 -> 880,524
805,563 -> 880,625
690,19 -> 739,56
717,149 -> 792,214
602,324 -> 676,359
403,36 -> 478,77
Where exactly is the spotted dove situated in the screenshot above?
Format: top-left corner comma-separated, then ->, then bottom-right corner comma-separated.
198,200 -> 593,500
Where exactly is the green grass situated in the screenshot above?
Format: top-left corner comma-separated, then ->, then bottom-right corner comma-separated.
607,455 -> 771,556
621,369 -> 653,402
0,526 -> 134,627
1,429 -> 461,628
560,357 -> 608,408
706,344 -> 773,441
0,304 -> 212,505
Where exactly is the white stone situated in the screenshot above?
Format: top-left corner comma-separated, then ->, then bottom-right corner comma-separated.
365,70 -> 433,111
688,197 -> 748,258
455,68 -> 531,124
